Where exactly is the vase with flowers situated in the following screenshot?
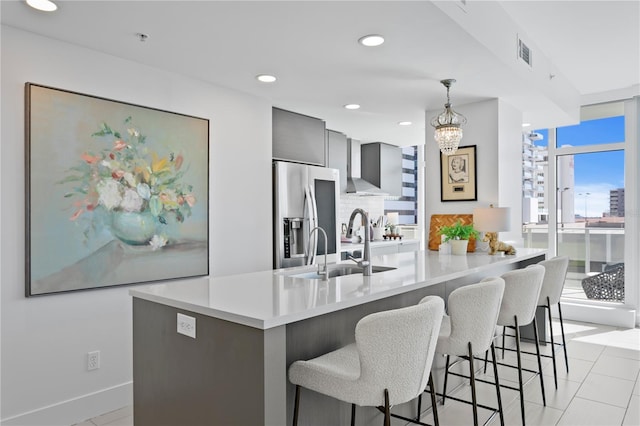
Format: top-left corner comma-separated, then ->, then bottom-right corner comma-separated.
59,116 -> 197,249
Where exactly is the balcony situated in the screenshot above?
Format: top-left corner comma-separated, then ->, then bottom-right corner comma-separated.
522,225 -> 625,302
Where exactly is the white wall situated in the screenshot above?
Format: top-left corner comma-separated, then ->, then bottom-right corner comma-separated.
425,98 -> 524,244
497,100 -> 525,245
1,26 -> 272,425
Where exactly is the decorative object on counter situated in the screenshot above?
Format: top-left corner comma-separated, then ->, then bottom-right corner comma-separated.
428,214 -> 476,252
483,233 -> 516,256
473,205 -> 515,255
372,225 -> 384,241
384,211 -> 402,239
340,223 -> 351,243
440,145 -> 476,202
383,234 -> 403,240
431,78 -> 467,155
438,220 -> 479,255
25,83 -> 209,296
438,235 -> 451,254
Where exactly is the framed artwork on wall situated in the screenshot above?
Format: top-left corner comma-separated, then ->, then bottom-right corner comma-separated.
440,145 -> 477,202
25,83 -> 209,296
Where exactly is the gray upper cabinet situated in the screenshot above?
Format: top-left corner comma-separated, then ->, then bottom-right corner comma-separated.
272,107 -> 326,166
327,129 -> 348,193
361,142 -> 402,197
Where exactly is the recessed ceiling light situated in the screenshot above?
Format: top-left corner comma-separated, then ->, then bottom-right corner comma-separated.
256,74 -> 277,83
522,123 -> 531,127
398,121 -> 412,126
26,0 -> 57,11
344,104 -> 361,110
358,34 -> 385,47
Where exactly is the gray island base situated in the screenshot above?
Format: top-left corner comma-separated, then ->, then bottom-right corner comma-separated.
131,249 -> 546,425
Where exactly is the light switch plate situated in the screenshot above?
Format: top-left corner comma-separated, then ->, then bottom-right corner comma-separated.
177,313 -> 196,338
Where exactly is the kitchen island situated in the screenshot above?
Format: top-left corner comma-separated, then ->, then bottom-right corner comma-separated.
130,248 -> 546,426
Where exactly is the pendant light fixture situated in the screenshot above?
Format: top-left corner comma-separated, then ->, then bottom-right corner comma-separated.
431,79 -> 467,155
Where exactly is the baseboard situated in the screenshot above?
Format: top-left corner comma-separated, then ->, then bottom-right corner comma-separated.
556,302 -> 636,328
1,382 -> 132,426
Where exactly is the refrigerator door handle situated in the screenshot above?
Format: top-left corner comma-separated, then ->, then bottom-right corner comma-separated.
304,185 -> 315,265
308,184 -> 319,265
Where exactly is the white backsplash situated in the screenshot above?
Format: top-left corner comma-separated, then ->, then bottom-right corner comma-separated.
339,194 -> 385,230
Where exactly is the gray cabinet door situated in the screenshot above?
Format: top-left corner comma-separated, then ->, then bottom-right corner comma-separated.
327,129 -> 348,193
272,108 -> 326,166
361,142 -> 402,197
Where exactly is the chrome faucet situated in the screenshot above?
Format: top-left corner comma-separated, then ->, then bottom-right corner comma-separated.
346,208 -> 372,276
308,226 -> 328,280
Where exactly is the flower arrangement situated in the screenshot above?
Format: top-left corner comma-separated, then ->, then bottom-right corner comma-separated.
59,116 -> 197,249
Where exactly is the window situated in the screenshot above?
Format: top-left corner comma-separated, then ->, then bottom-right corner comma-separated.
385,146 -> 418,225
523,101 -> 627,306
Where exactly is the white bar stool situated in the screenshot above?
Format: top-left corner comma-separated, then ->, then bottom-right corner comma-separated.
432,278 -> 506,426
288,296 -> 444,426
535,256 -> 570,388
490,265 -> 546,426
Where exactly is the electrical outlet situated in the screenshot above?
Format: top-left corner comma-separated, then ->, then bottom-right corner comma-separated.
87,351 -> 100,371
177,313 -> 196,338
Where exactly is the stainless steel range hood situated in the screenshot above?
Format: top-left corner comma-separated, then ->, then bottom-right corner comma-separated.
346,138 -> 388,196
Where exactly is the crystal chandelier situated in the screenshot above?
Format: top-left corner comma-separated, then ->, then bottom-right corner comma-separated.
430,79 -> 467,155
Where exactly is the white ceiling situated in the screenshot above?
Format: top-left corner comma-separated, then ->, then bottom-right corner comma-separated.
1,0 -> 638,146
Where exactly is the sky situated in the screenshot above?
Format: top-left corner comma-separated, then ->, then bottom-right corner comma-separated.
533,116 -> 625,218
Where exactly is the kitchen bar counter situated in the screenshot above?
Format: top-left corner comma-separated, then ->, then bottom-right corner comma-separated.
131,249 -> 546,426
130,248 -> 544,330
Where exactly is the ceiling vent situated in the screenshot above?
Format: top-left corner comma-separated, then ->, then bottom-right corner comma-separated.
518,37 -> 532,67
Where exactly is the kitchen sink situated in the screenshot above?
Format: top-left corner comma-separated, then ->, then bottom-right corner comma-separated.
290,264 -> 396,280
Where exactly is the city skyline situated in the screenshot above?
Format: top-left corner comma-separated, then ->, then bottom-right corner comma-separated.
533,115 -> 625,218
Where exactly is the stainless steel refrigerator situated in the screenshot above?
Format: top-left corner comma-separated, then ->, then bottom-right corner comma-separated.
273,161 -> 341,269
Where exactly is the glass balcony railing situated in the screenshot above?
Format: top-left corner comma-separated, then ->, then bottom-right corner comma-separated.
522,225 -> 625,303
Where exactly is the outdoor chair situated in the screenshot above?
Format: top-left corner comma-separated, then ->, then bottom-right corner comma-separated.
581,263 -> 624,302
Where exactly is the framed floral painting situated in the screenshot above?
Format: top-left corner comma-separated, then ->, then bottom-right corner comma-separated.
440,145 -> 477,202
25,83 -> 209,296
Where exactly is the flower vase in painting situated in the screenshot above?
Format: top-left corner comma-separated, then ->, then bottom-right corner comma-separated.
60,117 -> 197,250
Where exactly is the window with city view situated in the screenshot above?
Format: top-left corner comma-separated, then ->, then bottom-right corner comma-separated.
522,102 -> 626,304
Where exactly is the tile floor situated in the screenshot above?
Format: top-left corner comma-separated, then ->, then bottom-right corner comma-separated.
74,319 -> 639,426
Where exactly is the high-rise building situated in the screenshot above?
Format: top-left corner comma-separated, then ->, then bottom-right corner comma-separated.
522,134 -> 547,223
522,133 -> 575,224
609,188 -> 625,217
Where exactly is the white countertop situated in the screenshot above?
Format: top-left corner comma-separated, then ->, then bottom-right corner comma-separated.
130,248 -> 546,330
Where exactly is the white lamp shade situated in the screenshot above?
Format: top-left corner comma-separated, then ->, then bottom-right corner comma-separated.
473,206 -> 511,232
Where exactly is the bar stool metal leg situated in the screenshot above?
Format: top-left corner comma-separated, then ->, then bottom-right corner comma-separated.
429,373 -> 439,426
532,316 -> 547,406
490,342 -> 505,426
514,318 -> 526,426
468,342 -> 479,426
384,389 -> 391,426
293,385 -> 300,426
441,355 -> 451,405
351,403 -> 356,426
558,302 -> 569,373
546,297 -> 558,389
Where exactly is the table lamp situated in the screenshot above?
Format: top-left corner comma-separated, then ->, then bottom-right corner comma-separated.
473,205 -> 516,255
